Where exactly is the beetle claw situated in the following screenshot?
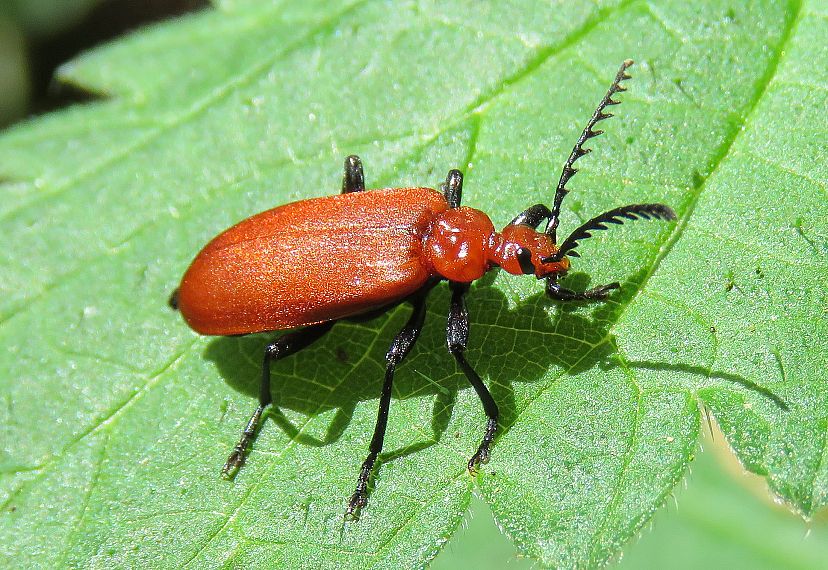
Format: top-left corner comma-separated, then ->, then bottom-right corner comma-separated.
587,282 -> 621,299
345,492 -> 368,521
467,447 -> 490,475
221,450 -> 245,479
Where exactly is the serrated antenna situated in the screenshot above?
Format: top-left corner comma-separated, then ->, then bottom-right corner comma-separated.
543,203 -> 676,262
545,59 -> 634,242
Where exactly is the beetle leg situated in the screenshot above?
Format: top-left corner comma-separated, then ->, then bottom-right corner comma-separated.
545,275 -> 620,301
447,281 -> 499,474
443,169 -> 463,208
222,321 -> 334,477
509,203 -> 553,229
346,290 -> 431,519
341,155 -> 365,193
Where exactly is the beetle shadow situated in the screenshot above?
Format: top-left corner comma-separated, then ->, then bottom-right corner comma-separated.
203,268 -> 637,465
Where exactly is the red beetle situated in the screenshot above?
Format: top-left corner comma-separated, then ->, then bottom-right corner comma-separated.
171,60 -> 675,517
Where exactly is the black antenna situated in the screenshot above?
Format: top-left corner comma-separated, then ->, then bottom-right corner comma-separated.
545,59 -> 634,242
543,203 -> 676,262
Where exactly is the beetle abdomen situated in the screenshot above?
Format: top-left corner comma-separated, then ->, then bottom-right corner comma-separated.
176,187 -> 449,335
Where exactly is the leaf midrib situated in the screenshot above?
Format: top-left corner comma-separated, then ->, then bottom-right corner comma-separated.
480,0 -> 803,561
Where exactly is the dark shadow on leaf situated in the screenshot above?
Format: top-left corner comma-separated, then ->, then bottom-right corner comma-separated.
619,360 -> 789,411
203,266 -> 646,468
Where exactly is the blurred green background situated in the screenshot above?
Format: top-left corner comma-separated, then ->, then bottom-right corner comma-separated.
0,0 -> 205,126
1,2 -> 825,567
0,0 -> 103,125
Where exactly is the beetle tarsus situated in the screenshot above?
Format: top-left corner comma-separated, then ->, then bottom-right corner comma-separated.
345,455 -> 375,520
467,417 -> 497,474
222,404 -> 264,478
546,280 -> 620,301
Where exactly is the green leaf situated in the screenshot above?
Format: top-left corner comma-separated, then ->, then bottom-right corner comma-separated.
434,436 -> 828,569
1,1 -> 825,568
617,437 -> 828,570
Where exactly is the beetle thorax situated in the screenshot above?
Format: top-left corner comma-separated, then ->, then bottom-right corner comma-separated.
423,207 -> 570,282
424,207 -> 496,282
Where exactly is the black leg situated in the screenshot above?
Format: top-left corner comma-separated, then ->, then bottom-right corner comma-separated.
545,275 -> 620,301
443,169 -> 463,208
346,288 -> 432,518
509,203 -> 552,229
222,321 -> 335,477
341,155 -> 365,193
447,281 -> 499,473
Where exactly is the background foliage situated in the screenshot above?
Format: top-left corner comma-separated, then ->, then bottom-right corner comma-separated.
0,1 -> 826,568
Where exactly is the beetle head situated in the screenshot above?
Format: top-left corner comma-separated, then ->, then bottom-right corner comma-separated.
490,224 -> 570,278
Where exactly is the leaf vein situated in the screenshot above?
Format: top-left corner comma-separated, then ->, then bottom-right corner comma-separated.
0,346 -> 190,511
607,0 -> 804,333
55,431 -> 112,567
585,345 -> 643,561
739,149 -> 828,201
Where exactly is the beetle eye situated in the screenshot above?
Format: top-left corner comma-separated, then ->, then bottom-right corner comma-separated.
516,247 -> 535,275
